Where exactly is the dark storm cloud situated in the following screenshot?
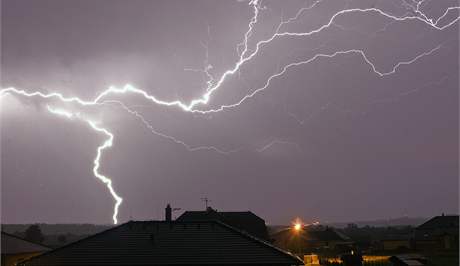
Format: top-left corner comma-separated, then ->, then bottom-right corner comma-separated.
1,0 -> 458,224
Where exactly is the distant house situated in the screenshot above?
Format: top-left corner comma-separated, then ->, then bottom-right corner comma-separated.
272,226 -> 353,254
19,221 -> 303,266
177,207 -> 270,240
414,214 -> 459,251
1,232 -> 50,266
381,235 -> 411,251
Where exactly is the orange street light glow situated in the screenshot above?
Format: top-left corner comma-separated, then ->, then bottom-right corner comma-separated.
294,223 -> 302,231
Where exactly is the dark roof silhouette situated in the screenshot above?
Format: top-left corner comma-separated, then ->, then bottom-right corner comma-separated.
389,254 -> 428,265
1,231 -> 50,255
416,215 -> 459,230
177,208 -> 269,240
20,221 -> 302,266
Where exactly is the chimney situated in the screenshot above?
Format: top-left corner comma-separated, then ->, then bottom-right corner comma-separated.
165,204 -> 172,221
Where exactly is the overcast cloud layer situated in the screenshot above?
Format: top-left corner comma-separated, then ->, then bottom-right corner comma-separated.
1,0 -> 458,224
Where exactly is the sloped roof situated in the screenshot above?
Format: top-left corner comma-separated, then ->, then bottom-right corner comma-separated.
177,209 -> 269,240
1,231 -> 50,255
389,254 -> 428,266
20,221 -> 302,266
416,215 -> 459,230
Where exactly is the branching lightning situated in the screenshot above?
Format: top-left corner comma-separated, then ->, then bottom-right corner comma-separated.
102,100 -> 240,155
46,106 -> 123,224
257,139 -> 302,153
1,0 -> 458,224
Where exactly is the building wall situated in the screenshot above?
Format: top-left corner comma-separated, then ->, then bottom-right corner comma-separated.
382,240 -> 411,250
441,234 -> 459,250
414,239 -> 439,251
413,235 -> 459,251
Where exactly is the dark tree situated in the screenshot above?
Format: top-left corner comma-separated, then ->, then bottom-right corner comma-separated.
24,224 -> 44,243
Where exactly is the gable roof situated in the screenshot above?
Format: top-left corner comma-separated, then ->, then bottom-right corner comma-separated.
177,209 -> 269,240
20,221 -> 302,266
1,231 -> 50,255
416,215 -> 459,230
389,254 -> 428,266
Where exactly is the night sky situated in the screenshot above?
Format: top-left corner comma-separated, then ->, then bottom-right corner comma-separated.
1,0 -> 458,225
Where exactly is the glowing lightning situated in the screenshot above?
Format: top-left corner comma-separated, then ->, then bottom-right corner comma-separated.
1,3 -> 456,113
1,0 -> 458,224
256,139 -> 301,153
198,45 -> 443,113
46,106 -> 123,224
102,100 -> 240,155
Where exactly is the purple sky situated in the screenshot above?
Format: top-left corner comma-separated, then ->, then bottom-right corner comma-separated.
1,0 -> 458,225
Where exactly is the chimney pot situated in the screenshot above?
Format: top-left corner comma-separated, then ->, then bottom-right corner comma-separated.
165,204 -> 172,221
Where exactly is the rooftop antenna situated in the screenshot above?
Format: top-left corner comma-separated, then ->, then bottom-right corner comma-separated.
201,197 -> 211,209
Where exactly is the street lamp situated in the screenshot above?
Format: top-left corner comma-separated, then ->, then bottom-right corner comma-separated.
292,219 -> 303,257
294,222 -> 302,232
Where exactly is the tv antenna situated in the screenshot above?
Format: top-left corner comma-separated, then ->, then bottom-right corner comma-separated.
201,197 -> 211,209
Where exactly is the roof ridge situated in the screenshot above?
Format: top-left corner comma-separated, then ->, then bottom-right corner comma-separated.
18,222 -> 121,265
212,220 -> 303,264
181,210 -> 253,213
1,231 -> 52,249
417,215 -> 459,228
19,220 -> 301,265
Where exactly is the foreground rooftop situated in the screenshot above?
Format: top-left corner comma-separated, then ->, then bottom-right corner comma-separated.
20,220 -> 302,266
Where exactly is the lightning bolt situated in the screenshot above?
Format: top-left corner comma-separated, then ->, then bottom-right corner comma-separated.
184,24 -> 216,91
45,106 -> 123,224
1,0 -> 458,224
102,100 -> 240,155
256,139 -> 302,153
2,3 -> 456,112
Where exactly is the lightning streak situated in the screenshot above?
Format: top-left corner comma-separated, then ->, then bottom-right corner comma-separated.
201,44 -> 442,113
46,106 -> 122,224
256,139 -> 301,153
102,100 -> 239,154
1,5 -> 457,113
1,0 -> 458,224
275,0 -> 324,32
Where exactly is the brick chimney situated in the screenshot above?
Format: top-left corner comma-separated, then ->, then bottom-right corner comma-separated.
165,204 -> 172,221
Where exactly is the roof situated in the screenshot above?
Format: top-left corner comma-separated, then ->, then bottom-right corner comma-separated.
177,208 -> 269,240
389,254 -> 428,266
401,260 -> 424,266
416,215 -> 459,230
1,231 -> 50,255
20,221 -> 303,266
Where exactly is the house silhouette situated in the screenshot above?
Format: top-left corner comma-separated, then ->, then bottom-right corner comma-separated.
414,214 -> 459,250
177,207 -> 270,241
19,221 -> 302,266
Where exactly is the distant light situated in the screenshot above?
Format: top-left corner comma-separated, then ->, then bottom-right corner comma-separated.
292,218 -> 304,232
294,222 -> 302,231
